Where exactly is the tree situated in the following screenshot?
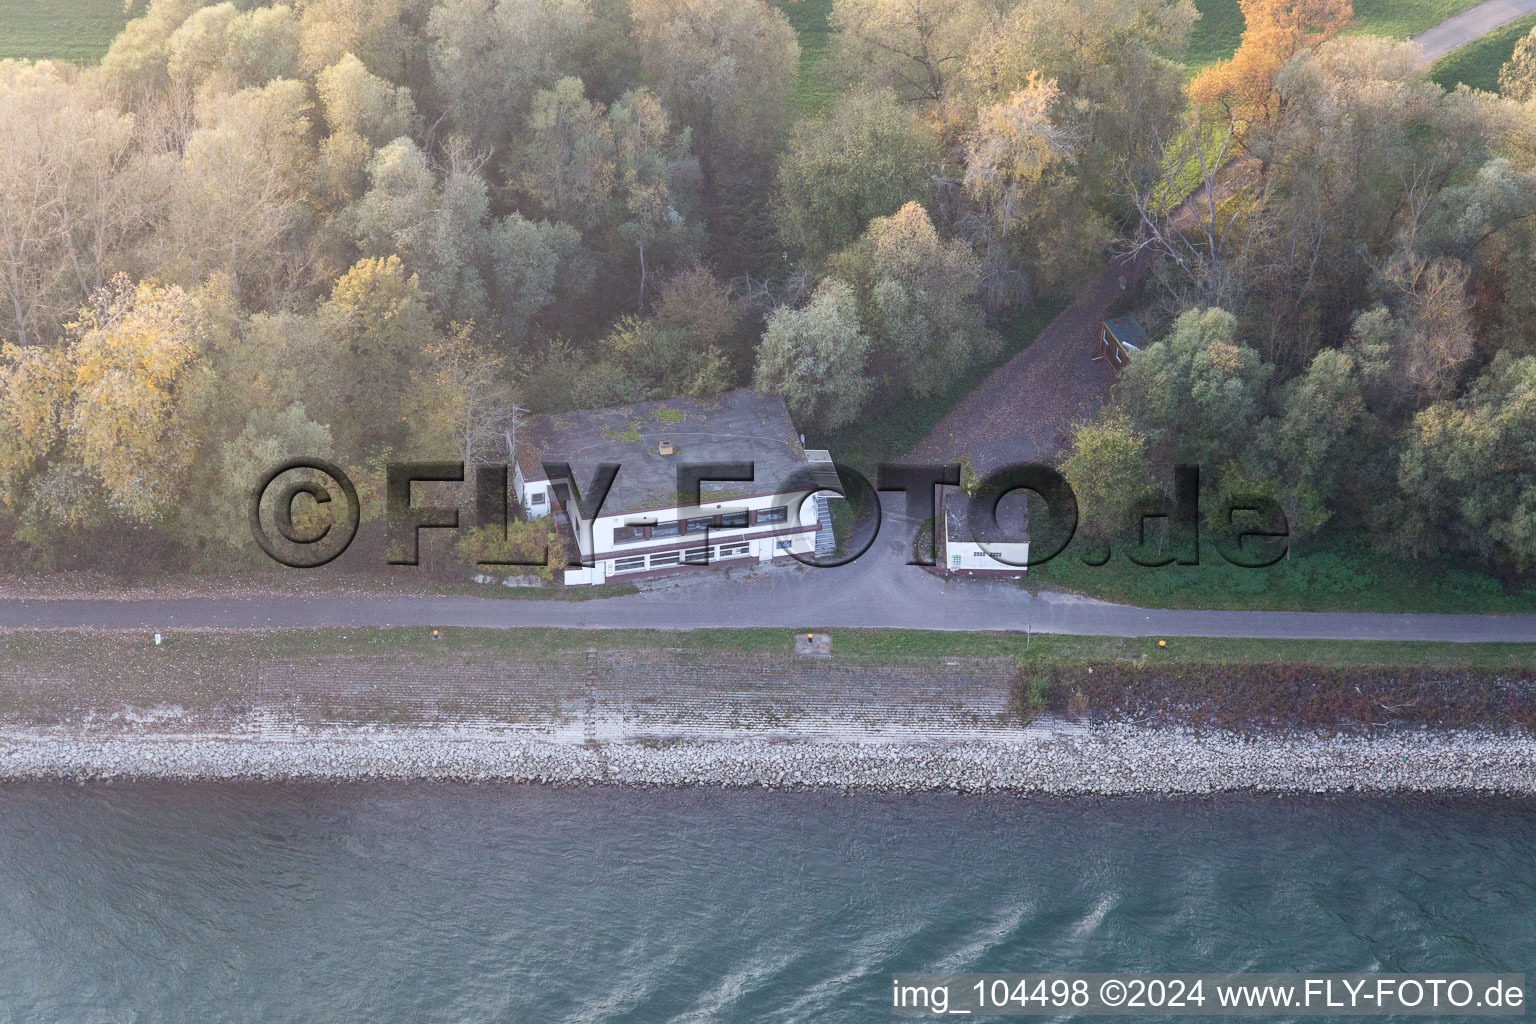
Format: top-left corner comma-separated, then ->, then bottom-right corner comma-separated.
773,89 -> 939,261
0,62 -> 141,346
487,213 -> 590,341
963,0 -> 1194,197
1188,0 -> 1351,124
833,202 -> 997,398
298,0 -> 429,81
3,276 -> 216,526
753,278 -> 872,432
515,77 -> 615,229
610,87 -> 688,310
158,79 -> 315,302
98,0 -> 209,96
190,401 -> 335,557
1499,23 -> 1536,101
961,75 -> 1077,310
315,52 -> 417,144
401,323 -> 522,466
351,136 -> 491,320
630,0 -> 798,167
316,256 -> 437,449
1262,347 -> 1366,546
1119,307 -> 1274,468
427,0 -> 591,155
585,315 -> 732,404
1398,354 -> 1536,567
0,341 -> 71,506
1060,412 -> 1154,541
830,0 -> 991,103
654,268 -> 739,351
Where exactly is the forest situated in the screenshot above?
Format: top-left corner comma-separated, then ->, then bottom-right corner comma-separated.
0,0 -> 1532,585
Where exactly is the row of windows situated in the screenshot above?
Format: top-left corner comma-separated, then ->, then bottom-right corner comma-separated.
612,507 -> 786,545
611,541 -> 754,575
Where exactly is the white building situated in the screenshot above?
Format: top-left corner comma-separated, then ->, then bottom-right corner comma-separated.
513,391 -> 840,586
938,484 -> 1029,578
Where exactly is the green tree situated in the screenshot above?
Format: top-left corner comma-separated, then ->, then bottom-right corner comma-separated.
1119,307 -> 1274,468
830,0 -> 991,103
832,202 -> 997,398
610,87 -> 688,310
1398,353 -> 1536,568
487,213 -> 591,341
515,77 -> 615,230
631,0 -> 796,152
352,136 -> 491,320
316,256 -> 437,450
1261,347 -> 1366,547
753,278 -> 872,431
1060,412 -> 1154,542
427,0 -> 591,155
1499,23 -> 1536,101
773,89 -> 939,261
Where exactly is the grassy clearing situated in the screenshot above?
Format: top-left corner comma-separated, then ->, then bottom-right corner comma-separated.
1186,0 -> 1486,69
6,627 -> 1533,672
822,297 -> 1066,471
0,0 -> 133,63
1432,13 -> 1536,92
1030,534 -> 1536,615
1187,0 -> 1247,68
780,0 -> 839,117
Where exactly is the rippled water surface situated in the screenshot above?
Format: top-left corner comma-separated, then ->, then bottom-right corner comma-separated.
0,785 -> 1531,1021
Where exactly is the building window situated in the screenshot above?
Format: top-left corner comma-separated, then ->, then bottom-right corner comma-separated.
719,510 -> 748,529
757,506 -> 788,525
614,555 -> 647,573
683,546 -> 711,564
651,521 -> 681,539
718,542 -> 751,558
649,551 -> 682,568
776,539 -> 794,550
613,525 -> 645,544
685,515 -> 714,534
530,492 -> 547,506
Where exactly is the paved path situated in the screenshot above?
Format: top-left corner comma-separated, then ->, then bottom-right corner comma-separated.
3,513 -> 1533,641
1414,0 -> 1536,62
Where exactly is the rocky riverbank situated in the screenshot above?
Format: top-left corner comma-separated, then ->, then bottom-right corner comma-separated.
1,727 -> 1533,794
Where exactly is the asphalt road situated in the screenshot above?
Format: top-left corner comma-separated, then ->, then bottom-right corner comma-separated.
3,517 -> 1533,642
1413,0 -> 1536,61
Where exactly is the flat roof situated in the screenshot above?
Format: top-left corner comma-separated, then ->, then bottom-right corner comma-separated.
517,390 -> 817,515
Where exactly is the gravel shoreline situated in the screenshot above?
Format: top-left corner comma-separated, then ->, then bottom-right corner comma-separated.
2,727 -> 1534,794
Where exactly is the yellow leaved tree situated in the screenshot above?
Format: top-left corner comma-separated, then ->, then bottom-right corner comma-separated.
0,274 -> 215,530
1189,0 -> 1351,125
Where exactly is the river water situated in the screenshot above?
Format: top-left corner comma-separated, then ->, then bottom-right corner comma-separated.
0,784 -> 1530,1021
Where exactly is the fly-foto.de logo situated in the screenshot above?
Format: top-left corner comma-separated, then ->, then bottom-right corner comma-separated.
250,459 -> 1289,572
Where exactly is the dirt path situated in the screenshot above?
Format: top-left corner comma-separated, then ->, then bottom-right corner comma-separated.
901,257 -> 1137,472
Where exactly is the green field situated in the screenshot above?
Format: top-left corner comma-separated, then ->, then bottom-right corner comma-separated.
1188,0 -> 1487,68
1030,533 -> 1536,616
780,0 -> 838,116
1432,12 -> 1536,91
0,0 -> 134,63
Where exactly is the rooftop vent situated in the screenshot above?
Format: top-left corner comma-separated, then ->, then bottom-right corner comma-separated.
657,439 -> 675,456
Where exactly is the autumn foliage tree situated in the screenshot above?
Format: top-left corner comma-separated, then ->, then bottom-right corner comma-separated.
1188,0 -> 1351,124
